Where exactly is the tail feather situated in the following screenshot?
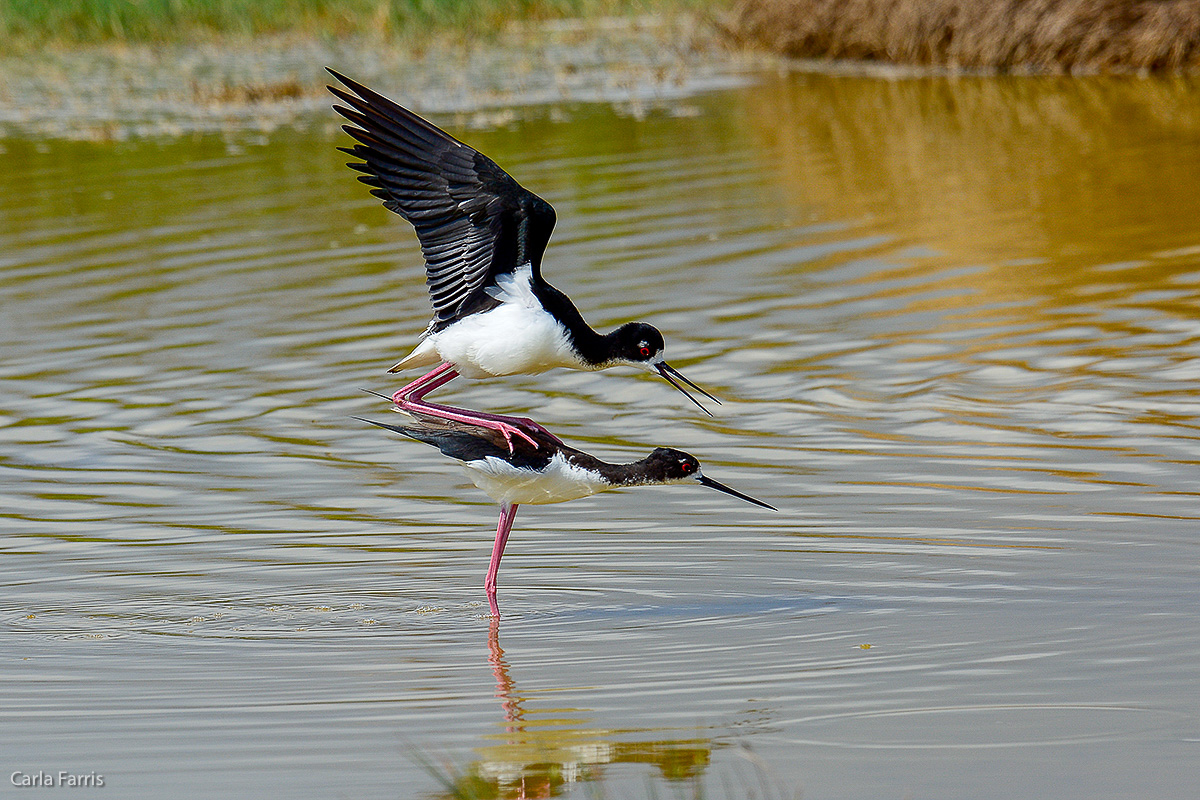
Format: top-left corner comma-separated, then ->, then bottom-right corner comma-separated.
388,338 -> 439,373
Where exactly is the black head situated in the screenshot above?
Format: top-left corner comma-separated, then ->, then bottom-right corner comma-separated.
611,322 -> 665,364
642,448 -> 776,510
644,447 -> 702,481
610,324 -> 721,416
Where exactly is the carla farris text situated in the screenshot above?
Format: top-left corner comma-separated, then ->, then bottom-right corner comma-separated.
11,772 -> 104,788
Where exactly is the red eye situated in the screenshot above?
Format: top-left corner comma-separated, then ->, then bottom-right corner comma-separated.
639,346 -> 652,357
680,460 -> 695,474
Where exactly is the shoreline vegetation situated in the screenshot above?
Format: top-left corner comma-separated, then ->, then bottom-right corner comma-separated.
0,1 -> 710,47
2,1 -> 1198,140
3,0 -> 1197,74
732,0 -> 1200,73
0,12 -> 758,140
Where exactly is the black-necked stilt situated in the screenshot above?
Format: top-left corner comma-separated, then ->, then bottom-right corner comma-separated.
357,410 -> 775,617
328,69 -> 719,451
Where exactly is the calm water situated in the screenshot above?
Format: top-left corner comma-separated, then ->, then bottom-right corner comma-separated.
3,70 -> 1200,798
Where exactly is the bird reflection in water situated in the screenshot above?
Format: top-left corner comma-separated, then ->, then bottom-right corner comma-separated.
422,620 -> 714,799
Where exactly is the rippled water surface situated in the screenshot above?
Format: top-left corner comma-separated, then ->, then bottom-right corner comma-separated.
3,71 -> 1200,798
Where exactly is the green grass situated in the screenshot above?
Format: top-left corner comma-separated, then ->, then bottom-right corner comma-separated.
0,0 -> 698,45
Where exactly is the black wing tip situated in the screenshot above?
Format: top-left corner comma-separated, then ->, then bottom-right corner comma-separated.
327,73 -> 394,124
326,75 -> 361,109
326,69 -> 406,119
325,67 -> 372,96
326,67 -> 360,94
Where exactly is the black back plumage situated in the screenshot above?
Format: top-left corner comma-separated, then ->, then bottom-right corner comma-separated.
357,416 -> 556,471
358,414 -> 777,508
327,69 -> 557,331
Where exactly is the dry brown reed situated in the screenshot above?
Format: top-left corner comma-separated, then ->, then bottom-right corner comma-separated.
731,0 -> 1200,72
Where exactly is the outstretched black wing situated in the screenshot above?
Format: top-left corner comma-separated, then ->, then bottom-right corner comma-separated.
328,69 -> 557,330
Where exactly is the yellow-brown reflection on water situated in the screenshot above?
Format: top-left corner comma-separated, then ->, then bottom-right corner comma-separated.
723,70 -> 1200,502
745,73 -> 1200,270
740,73 -> 1200,373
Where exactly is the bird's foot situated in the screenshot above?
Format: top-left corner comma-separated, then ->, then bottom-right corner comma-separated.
492,420 -> 539,453
511,417 -> 564,446
485,580 -> 501,618
390,394 -> 542,453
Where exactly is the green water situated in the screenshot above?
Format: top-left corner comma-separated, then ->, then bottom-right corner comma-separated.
2,70 -> 1199,798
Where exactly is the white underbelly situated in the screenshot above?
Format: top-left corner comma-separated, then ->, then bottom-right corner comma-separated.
428,303 -> 582,378
463,454 -> 609,506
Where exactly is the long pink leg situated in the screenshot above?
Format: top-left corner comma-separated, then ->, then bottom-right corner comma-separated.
392,363 -> 564,450
390,361 -> 456,402
485,503 -> 519,618
392,363 -> 536,450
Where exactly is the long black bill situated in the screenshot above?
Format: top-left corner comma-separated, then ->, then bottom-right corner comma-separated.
655,362 -> 721,417
698,475 -> 777,511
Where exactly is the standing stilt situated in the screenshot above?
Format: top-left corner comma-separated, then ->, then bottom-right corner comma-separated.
359,415 -> 775,614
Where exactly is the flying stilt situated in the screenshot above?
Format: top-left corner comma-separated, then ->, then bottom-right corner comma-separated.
329,69 -> 719,451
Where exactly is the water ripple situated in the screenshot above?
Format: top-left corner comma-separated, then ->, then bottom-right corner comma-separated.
3,72 -> 1200,799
